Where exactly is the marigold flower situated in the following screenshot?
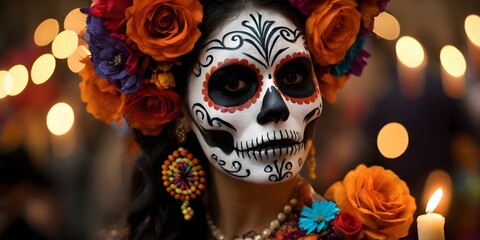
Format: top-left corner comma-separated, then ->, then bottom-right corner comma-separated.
78,58 -> 125,125
324,164 -> 417,240
125,0 -> 203,61
318,73 -> 349,103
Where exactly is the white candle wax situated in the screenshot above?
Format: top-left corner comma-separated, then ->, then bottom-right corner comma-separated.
417,212 -> 445,240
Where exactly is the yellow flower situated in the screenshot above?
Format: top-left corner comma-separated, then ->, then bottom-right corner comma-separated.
325,164 -> 417,240
151,62 -> 175,89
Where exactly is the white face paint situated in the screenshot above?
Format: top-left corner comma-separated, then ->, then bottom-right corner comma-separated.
186,8 -> 323,184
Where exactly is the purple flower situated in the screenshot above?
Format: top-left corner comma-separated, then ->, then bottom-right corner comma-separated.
85,13 -> 147,94
350,48 -> 371,76
377,0 -> 390,12
284,229 -> 307,240
288,0 -> 322,16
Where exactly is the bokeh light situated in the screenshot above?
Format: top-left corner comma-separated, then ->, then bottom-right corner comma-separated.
7,65 -> 29,96
46,102 -> 75,136
34,18 -> 60,46
67,45 -> 90,73
31,53 -> 56,85
0,70 -> 9,99
374,12 -> 401,40
377,122 -> 409,159
64,8 -> 87,34
52,30 -> 79,59
465,14 -> 480,47
440,45 -> 467,77
396,36 -> 425,68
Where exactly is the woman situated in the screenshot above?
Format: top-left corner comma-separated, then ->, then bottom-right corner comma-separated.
79,0 -> 394,239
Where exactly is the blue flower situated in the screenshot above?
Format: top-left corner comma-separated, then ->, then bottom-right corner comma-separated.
85,13 -> 145,94
299,201 -> 340,234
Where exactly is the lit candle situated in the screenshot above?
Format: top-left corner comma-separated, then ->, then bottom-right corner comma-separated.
417,188 -> 445,240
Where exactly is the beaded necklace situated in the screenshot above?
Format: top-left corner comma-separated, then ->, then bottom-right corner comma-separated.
206,197 -> 298,240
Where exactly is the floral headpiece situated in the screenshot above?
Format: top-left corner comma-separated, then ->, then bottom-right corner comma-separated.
78,0 -> 388,136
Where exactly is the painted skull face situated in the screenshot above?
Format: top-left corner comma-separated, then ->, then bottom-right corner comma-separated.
186,9 -> 323,184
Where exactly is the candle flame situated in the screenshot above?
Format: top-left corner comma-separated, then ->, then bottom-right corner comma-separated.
426,188 -> 443,213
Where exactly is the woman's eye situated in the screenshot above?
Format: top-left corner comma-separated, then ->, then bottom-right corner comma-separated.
207,63 -> 259,107
275,57 -> 315,98
224,78 -> 248,92
283,72 -> 304,85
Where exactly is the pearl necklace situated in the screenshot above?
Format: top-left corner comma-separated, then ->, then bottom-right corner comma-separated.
206,197 -> 298,240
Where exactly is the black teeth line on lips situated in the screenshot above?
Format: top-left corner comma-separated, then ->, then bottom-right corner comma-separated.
232,130 -> 304,161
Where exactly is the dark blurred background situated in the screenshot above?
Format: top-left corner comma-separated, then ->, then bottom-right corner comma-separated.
1,0 -> 479,239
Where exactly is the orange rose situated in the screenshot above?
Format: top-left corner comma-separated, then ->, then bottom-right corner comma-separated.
306,0 -> 361,66
324,164 -> 417,240
126,0 -> 202,61
124,84 -> 182,136
319,73 -> 348,103
78,58 -> 125,125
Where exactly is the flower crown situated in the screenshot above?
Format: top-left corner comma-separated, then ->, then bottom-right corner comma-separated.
78,0 -> 388,136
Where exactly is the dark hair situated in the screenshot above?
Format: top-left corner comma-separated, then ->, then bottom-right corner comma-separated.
126,1 -> 305,239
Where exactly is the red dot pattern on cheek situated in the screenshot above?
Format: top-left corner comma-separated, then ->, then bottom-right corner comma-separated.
202,58 -> 263,113
273,52 -> 320,105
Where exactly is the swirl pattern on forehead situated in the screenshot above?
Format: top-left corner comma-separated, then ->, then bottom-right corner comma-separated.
193,12 -> 304,77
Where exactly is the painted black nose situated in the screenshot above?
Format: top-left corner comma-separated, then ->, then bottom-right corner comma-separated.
257,87 -> 290,124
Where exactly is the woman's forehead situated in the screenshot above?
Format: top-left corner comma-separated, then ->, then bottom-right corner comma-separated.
199,8 -> 308,70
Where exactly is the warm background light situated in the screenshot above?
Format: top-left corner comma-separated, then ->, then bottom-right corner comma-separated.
3,71 -> 13,95
465,14 -> 480,47
377,122 -> 409,159
422,170 -> 453,216
46,102 -> 75,136
34,18 -> 60,46
52,30 -> 79,59
64,8 -> 87,34
396,36 -> 425,68
0,70 -> 9,99
7,65 -> 29,96
374,12 -> 401,40
440,45 -> 466,77
67,45 -> 89,73
31,53 -> 56,85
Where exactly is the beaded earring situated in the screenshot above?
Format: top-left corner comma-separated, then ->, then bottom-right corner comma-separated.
306,139 -> 317,180
161,120 -> 206,220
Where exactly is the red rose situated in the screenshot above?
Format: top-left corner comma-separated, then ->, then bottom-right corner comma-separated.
90,0 -> 132,31
124,84 -> 182,136
333,212 -> 363,240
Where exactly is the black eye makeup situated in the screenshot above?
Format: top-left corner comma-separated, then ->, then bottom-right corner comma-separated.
274,56 -> 315,98
207,62 -> 260,107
